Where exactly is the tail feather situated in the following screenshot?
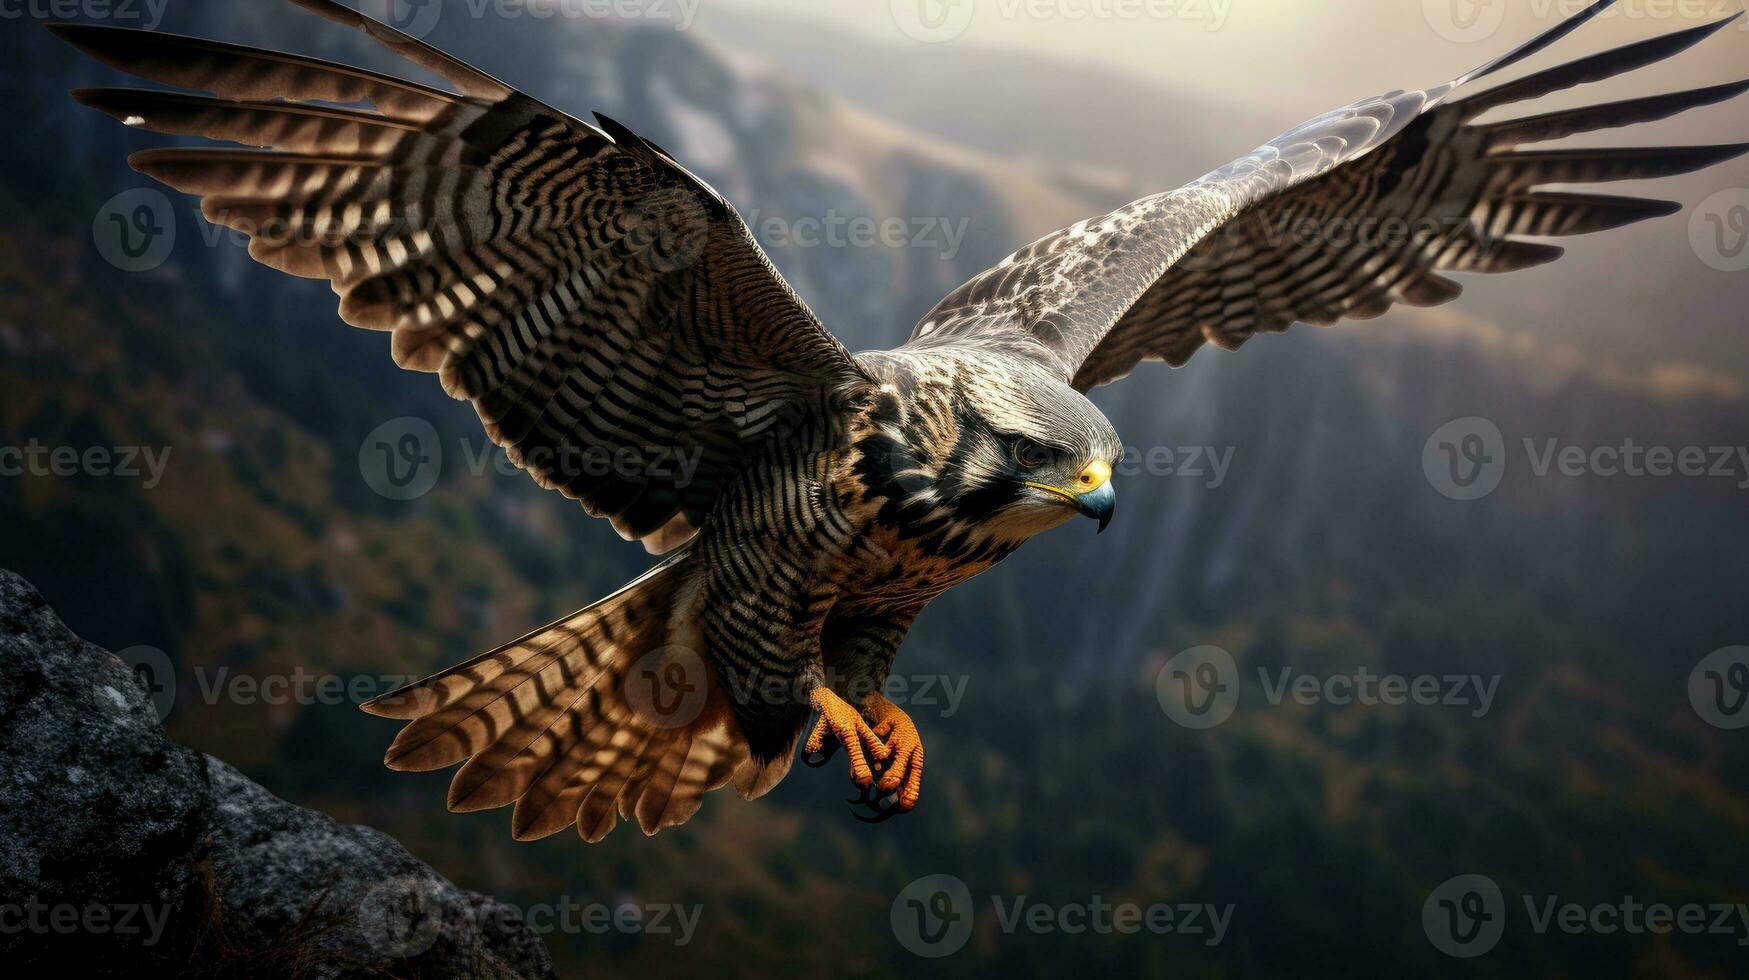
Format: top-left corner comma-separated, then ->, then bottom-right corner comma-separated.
511,700 -> 635,841
363,551 -> 762,842
578,728 -> 663,843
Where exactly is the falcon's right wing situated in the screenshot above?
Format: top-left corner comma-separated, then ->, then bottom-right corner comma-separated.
55,0 -> 865,554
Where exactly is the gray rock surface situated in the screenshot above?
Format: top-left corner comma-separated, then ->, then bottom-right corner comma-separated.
0,569 -> 556,979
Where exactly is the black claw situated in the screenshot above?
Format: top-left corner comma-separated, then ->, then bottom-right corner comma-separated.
843,755 -> 909,823
805,720 -> 912,823
847,783 -> 906,824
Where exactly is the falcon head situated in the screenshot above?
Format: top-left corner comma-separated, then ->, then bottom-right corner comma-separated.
863,351 -> 1122,539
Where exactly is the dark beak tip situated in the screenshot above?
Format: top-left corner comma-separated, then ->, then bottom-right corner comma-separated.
1077,482 -> 1116,533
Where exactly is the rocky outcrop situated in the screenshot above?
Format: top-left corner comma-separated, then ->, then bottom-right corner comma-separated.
0,570 -> 555,979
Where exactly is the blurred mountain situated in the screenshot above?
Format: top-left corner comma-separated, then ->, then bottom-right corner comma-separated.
698,6 -> 1274,185
4,8 -> 1749,978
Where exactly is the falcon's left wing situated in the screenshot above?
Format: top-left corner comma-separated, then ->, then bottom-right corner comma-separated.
905,0 -> 1747,391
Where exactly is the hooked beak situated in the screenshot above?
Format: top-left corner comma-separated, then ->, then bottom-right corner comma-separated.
1076,480 -> 1116,533
1025,459 -> 1116,533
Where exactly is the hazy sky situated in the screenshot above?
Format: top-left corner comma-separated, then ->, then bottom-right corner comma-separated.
699,0 -> 1749,107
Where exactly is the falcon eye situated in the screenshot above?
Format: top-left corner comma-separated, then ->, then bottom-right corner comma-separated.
1012,437 -> 1053,470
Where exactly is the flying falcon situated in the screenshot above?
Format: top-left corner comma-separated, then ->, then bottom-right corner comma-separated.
57,0 -> 1747,840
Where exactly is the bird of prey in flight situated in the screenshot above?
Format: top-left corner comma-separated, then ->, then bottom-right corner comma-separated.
56,0 -> 1747,840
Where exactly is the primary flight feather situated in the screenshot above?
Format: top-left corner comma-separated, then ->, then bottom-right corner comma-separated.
55,0 -> 1747,839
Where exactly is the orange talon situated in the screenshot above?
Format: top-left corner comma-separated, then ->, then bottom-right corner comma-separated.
806,688 -> 889,787
864,694 -> 925,811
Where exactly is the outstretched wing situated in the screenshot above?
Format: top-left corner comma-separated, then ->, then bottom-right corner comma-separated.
904,0 -> 1748,391
55,0 -> 862,553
